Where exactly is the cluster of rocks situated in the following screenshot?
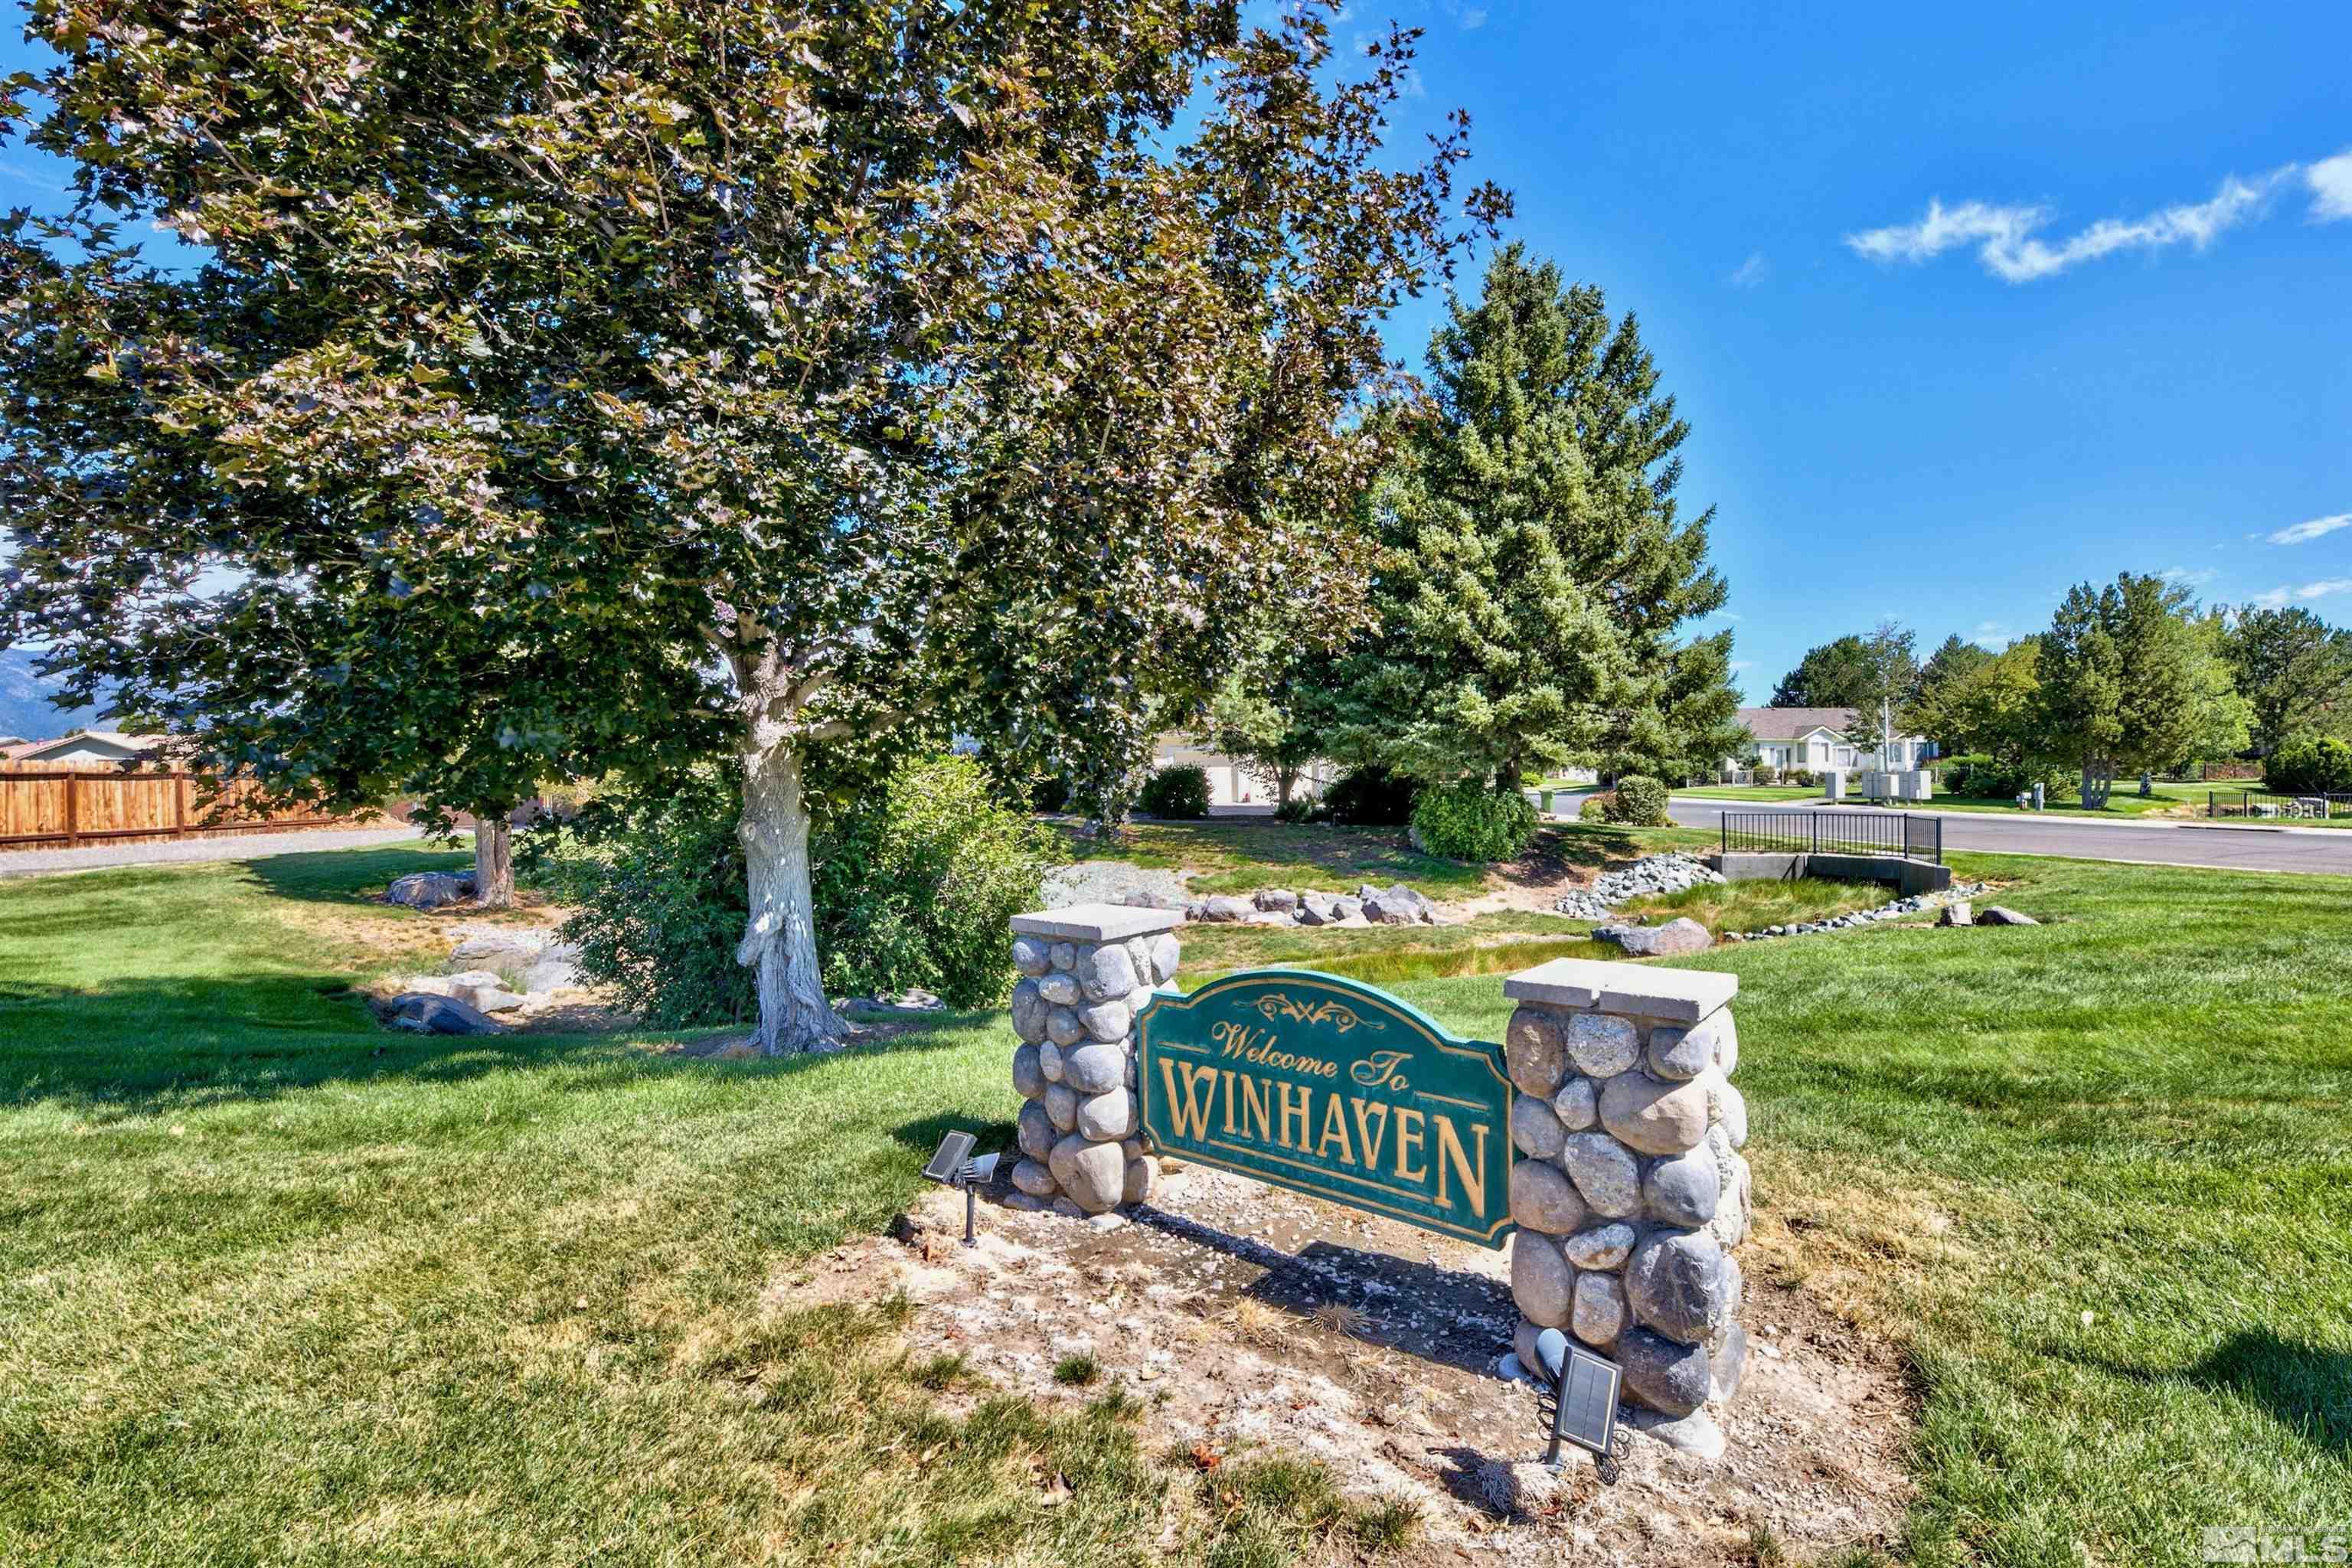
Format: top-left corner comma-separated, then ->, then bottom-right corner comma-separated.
381,926 -> 583,1035
1185,883 -> 1437,927
1007,906 -> 1181,1217
1498,961 -> 1749,1456
1551,854 -> 1725,921
1719,883 -> 2017,942
1593,916 -> 1713,957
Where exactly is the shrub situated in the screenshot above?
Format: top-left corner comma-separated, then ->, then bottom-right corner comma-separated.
1787,768 -> 1815,789
1028,773 -> 1071,813
544,754 -> 1054,1025
1944,757 -> 2066,801
1605,774 -> 1670,825
1321,764 -> 1416,826
2265,736 -> 2352,795
1578,791 -> 1614,822
1272,794 -> 1317,825
1409,780 -> 1537,862
1751,763 -> 1779,786
1137,764 -> 1210,819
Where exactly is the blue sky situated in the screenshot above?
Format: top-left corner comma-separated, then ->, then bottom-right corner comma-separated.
5,3 -> 2346,702
1354,1 -> 2350,697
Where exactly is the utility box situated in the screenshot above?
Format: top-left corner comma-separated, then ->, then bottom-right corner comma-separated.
1821,770 -> 1845,802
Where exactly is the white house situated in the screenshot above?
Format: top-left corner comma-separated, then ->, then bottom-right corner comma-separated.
1726,708 -> 1928,776
1147,733 -> 1338,808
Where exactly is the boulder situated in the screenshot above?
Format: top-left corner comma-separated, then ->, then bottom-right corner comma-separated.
1550,1076 -> 1599,1131
1979,905 -> 2039,926
449,928 -> 546,962
1937,902 -> 1974,928
1509,1096 -> 1566,1160
1148,934 -> 1182,983
1557,1131 -> 1643,1218
1625,1229 -> 1729,1346
1059,1041 -> 1125,1096
1076,1088 -> 1135,1142
1047,1133 -> 1128,1214
1509,1231 -> 1574,1328
1122,1155 -> 1158,1206
1194,895 -> 1253,923
1363,884 -> 1436,925
1560,1221 -> 1637,1271
1044,1083 -> 1080,1133
1011,935 -> 1053,976
1504,1008 -> 1567,1097
1570,1269 -> 1627,1348
385,992 -> 505,1035
1645,1015 -> 1721,1081
1599,1070 -> 1712,1155
1563,1014 -> 1641,1077
1017,1100 -> 1057,1161
1642,1147 -> 1722,1227
1011,1158 -> 1058,1198
1624,1406 -> 1726,1459
1037,1040 -> 1066,1083
1616,1326 -> 1713,1417
1044,1005 -> 1086,1048
1037,971 -> 1083,1006
1252,888 -> 1298,913
1709,1078 -> 1749,1150
385,871 -> 475,910
1710,1321 -> 1751,1402
1049,941 -> 1078,971
1012,1044 -> 1049,1099
1077,998 -> 1132,1044
1599,917 -> 1713,957
1508,1159 -> 1589,1233
518,958 -> 581,995
1078,942 -> 1138,1002
1010,978 -> 1050,1044
449,973 -> 525,1013
1329,896 -> 1364,922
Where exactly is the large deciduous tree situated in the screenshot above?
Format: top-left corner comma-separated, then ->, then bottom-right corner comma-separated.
0,0 -> 1502,1052
2218,605 -> 2352,757
2033,574 -> 2246,808
1331,244 -> 1740,791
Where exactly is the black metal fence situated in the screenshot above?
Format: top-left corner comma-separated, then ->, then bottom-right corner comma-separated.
1720,810 -> 1943,865
2207,789 -> 2352,822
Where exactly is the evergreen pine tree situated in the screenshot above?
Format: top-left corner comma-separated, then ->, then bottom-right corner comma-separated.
1336,245 -> 1740,789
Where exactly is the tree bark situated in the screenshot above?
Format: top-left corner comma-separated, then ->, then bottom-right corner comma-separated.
2080,759 -> 2115,811
736,740 -> 847,1055
473,814 -> 514,908
1276,767 -> 1295,810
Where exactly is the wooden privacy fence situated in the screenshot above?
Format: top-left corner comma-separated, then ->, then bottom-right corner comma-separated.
0,765 -> 354,851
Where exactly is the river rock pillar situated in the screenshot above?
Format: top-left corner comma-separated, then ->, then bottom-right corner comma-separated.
1499,957 -> 1750,1457
1006,903 -> 1183,1217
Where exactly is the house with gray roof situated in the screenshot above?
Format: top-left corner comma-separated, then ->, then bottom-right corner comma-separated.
1725,707 -> 1927,776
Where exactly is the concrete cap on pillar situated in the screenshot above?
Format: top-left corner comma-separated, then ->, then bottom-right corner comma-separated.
1009,903 -> 1185,942
1502,956 -> 1737,1023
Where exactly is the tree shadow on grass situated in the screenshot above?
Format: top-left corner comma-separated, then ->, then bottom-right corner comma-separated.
238,844 -> 473,906
0,973 -> 1004,1119
2064,1328 -> 2350,1458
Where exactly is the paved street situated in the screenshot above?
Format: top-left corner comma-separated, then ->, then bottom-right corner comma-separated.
1657,796 -> 2352,876
0,824 -> 428,878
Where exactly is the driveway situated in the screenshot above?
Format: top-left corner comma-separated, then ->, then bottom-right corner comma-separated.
0,823 -> 430,877
1651,795 -> 2352,876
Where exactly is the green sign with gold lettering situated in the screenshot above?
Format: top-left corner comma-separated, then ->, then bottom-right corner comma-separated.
1136,969 -> 1515,1248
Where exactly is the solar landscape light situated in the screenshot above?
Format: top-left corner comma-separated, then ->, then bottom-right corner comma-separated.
1532,1328 -> 1629,1485
921,1131 -> 1001,1247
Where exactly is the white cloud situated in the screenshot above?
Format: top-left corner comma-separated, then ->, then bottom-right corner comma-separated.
1846,163 -> 2298,283
2268,512 -> 2352,545
1970,619 -> 2015,650
2309,149 -> 2352,222
1729,660 -> 1753,673
1728,252 -> 1769,289
1459,6 -> 1488,28
2158,566 -> 2218,587
2249,579 -> 2352,609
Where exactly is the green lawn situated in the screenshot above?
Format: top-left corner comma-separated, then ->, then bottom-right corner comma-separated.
3,837 -> 2347,1565
1681,779 -> 2237,822
1053,818 -> 1488,897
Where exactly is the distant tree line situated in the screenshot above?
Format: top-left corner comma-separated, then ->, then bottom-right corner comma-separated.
1769,586 -> 2352,805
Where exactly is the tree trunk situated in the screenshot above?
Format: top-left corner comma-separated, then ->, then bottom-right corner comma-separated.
1276,767 -> 1295,810
737,740 -> 847,1055
473,814 -> 514,908
2080,759 -> 2114,811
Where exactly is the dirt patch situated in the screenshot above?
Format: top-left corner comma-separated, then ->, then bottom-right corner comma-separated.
773,1163 -> 1916,1566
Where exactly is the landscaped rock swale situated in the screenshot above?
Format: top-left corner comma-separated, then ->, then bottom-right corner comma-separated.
1498,958 -> 1750,1458
1007,903 -> 1181,1217
1721,880 -> 1990,943
377,924 -> 590,1022
1552,853 -> 1724,920
1183,882 -> 1430,928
